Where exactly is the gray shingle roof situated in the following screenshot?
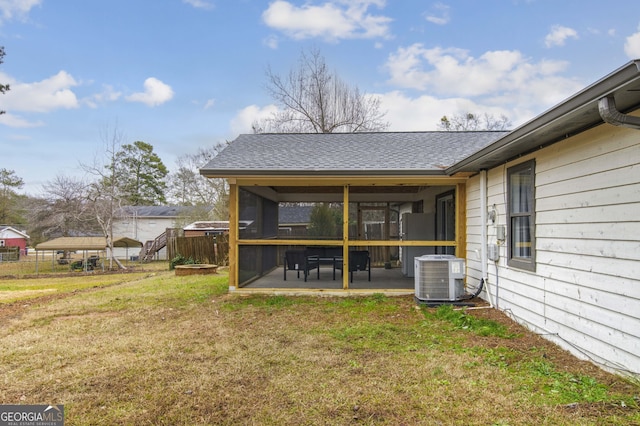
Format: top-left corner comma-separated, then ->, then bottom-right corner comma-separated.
279,205 -> 314,224
116,206 -> 209,218
200,132 -> 508,177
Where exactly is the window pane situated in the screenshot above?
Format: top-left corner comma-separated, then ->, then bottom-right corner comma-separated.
511,216 -> 532,259
510,169 -> 532,214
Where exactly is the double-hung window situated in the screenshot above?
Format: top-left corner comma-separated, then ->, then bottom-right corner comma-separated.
507,160 -> 535,271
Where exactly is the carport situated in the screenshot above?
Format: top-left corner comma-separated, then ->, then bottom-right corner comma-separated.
34,236 -> 142,273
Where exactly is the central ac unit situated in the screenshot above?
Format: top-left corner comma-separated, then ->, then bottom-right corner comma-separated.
414,255 -> 465,302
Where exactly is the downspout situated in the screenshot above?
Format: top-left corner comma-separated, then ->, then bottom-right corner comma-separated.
598,95 -> 640,129
479,170 -> 494,308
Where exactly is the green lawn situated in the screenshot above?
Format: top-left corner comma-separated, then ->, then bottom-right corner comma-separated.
0,269 -> 637,425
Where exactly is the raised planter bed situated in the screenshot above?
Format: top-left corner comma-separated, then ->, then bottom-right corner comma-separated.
174,264 -> 218,276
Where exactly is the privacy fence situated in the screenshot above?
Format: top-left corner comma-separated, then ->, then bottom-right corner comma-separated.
167,234 -> 229,266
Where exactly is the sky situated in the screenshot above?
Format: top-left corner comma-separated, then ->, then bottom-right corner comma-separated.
1,0 -> 640,196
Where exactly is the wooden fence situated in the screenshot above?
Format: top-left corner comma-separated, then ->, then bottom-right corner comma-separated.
0,247 -> 20,262
167,234 -> 229,266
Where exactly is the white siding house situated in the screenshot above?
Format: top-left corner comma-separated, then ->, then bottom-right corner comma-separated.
460,61 -> 640,378
113,206 -> 209,259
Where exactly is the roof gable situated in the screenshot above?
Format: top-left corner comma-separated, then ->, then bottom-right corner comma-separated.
0,226 -> 30,239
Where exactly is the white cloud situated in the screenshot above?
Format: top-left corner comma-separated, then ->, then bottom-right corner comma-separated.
382,44 -> 583,126
624,29 -> 640,58
0,0 -> 41,23
0,70 -> 79,112
544,25 -> 578,48
425,3 -> 450,26
182,0 -> 214,10
230,104 -> 279,135
385,44 -> 577,98
125,77 -> 174,107
84,85 -> 122,108
379,90 -> 526,130
0,112 -> 43,128
263,34 -> 279,49
204,99 -> 215,109
262,0 -> 391,41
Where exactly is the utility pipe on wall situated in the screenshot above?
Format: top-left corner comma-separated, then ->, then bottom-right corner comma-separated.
479,170 -> 493,308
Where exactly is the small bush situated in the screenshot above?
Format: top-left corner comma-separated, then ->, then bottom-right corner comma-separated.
169,254 -> 199,270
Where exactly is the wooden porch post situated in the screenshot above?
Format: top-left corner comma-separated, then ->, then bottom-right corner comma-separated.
228,181 -> 238,289
343,185 -> 349,290
455,182 -> 467,259
384,203 -> 391,264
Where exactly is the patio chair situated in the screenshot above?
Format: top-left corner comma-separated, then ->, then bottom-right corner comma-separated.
284,250 -> 320,282
333,250 -> 371,282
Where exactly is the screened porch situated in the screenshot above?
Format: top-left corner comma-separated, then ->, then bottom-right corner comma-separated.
227,177 -> 467,294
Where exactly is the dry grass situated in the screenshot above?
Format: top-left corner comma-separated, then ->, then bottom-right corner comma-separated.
0,269 -> 638,425
0,255 -> 166,278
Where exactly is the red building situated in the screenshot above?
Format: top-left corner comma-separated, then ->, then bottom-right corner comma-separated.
0,226 -> 30,256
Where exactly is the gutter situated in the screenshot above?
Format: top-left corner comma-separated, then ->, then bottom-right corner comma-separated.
598,95 -> 640,129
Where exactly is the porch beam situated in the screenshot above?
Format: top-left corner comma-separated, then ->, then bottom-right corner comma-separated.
236,239 -> 456,247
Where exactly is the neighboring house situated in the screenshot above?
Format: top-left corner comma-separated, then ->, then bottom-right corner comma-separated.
183,221 -> 230,237
200,60 -> 640,379
113,206 -> 209,259
278,205 -> 313,236
0,226 -> 30,256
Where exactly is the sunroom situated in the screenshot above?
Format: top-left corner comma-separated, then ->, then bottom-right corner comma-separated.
200,131 -> 507,294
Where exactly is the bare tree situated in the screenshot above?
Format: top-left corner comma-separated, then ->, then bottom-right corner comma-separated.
168,144 -> 229,220
28,175 -> 97,241
438,112 -> 512,131
255,48 -> 389,133
81,125 -> 127,269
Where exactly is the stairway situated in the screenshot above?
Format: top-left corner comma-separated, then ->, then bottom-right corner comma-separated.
140,231 -> 167,262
